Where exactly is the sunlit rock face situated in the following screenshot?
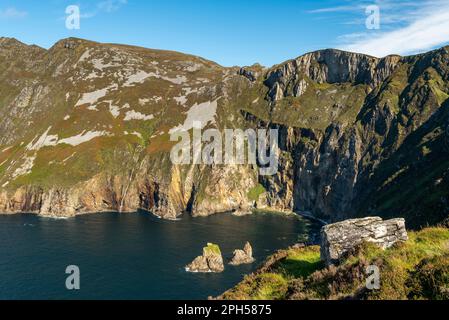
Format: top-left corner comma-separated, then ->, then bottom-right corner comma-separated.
229,242 -> 255,266
186,243 -> 224,273
320,217 -> 408,266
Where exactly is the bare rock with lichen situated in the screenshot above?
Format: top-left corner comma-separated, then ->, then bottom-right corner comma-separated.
321,217 -> 408,266
186,243 -> 224,273
229,242 -> 255,266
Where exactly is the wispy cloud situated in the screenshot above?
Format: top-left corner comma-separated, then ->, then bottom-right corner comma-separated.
81,0 -> 128,19
341,8 -> 449,56
309,0 -> 449,57
309,0 -> 436,26
340,1 -> 449,56
307,5 -> 363,14
97,0 -> 128,13
0,7 -> 28,19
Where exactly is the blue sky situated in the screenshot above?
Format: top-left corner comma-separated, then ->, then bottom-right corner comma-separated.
1,0 -> 449,66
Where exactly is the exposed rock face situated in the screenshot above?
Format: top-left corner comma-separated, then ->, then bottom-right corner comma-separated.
229,242 -> 255,265
248,46 -> 449,229
186,243 -> 224,273
292,124 -> 362,222
265,49 -> 401,101
238,68 -> 258,82
320,217 -> 408,266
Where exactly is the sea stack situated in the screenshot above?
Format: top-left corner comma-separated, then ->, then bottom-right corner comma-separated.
186,243 -> 224,273
229,242 -> 255,266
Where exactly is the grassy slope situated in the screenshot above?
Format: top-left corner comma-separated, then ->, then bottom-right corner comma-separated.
0,38 -> 227,192
220,227 -> 449,300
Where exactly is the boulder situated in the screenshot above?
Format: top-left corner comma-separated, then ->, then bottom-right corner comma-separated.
186,243 -> 224,273
229,242 -> 255,265
320,217 -> 408,266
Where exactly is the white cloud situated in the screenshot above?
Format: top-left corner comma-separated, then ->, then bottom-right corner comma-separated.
307,0 -> 449,56
307,5 -> 363,14
0,7 -> 27,19
309,0 -> 445,26
80,0 -> 128,19
340,5 -> 449,57
97,0 -> 128,13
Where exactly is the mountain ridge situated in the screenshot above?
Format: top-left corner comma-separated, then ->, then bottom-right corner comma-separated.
0,37 -> 448,228
6,36 -> 449,68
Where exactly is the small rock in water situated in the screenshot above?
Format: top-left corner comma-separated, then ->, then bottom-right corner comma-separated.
229,242 -> 255,266
232,210 -> 252,217
186,243 -> 224,273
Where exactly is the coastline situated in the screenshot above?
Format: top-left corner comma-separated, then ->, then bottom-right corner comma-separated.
0,206 -> 323,222
0,206 -> 309,300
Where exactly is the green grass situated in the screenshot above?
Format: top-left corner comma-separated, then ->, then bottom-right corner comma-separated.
204,243 -> 222,256
276,246 -> 323,278
220,227 -> 449,300
427,68 -> 449,106
220,246 -> 323,300
252,273 -> 289,300
407,254 -> 449,300
247,184 -> 266,202
360,227 -> 449,300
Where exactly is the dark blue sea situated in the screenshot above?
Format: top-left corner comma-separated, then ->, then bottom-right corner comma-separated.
0,211 -> 316,300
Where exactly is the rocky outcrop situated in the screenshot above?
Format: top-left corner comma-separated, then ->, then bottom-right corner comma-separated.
320,217 -> 408,266
265,49 -> 401,101
252,46 -> 449,228
229,242 -> 255,265
186,243 -> 225,273
238,68 -> 258,82
190,165 -> 257,217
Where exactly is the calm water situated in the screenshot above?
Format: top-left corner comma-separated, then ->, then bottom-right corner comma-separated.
0,211 -> 317,300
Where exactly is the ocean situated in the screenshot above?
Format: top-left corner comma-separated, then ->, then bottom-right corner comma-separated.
0,211 -> 317,300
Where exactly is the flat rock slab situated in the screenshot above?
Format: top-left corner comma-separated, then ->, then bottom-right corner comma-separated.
320,217 -> 408,266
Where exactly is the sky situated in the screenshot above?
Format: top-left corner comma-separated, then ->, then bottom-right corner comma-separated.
1,0 -> 449,67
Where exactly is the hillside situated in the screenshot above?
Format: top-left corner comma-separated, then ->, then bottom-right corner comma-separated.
218,226 -> 449,300
0,37 -> 448,228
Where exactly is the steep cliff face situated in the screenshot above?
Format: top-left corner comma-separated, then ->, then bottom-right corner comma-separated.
245,46 -> 449,228
0,38 -> 448,227
264,49 -> 401,101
